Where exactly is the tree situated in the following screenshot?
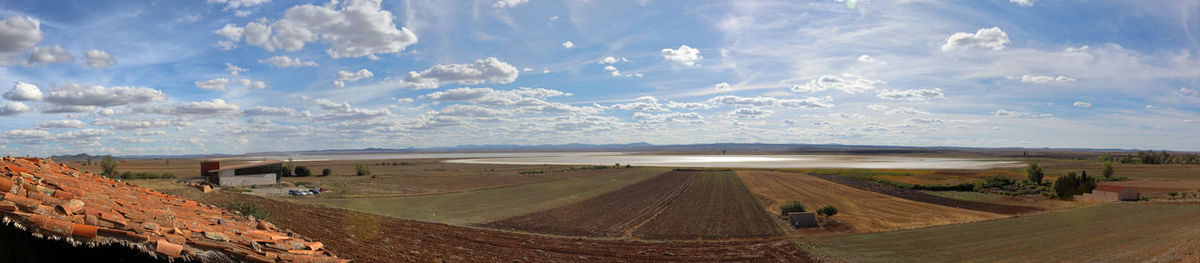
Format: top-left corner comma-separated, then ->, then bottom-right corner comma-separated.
1053,171 -> 1097,200
1025,163 -> 1045,185
779,201 -> 806,216
321,168 -> 332,177
100,156 -> 118,178
817,205 -> 839,217
355,164 -> 370,176
1102,162 -> 1114,179
285,157 -> 295,172
294,166 -> 311,177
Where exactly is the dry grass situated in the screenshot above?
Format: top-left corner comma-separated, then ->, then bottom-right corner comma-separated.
737,170 -> 1004,233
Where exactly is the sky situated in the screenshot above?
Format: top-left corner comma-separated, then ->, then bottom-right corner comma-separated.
0,0 -> 1198,156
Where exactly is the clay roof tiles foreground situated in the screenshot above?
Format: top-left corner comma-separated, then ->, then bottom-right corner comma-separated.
0,156 -> 350,263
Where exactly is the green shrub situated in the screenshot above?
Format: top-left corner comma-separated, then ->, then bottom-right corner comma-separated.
1026,163 -> 1045,185
355,164 -> 370,176
817,205 -> 838,217
779,201 -> 806,216
294,166 -> 311,177
1101,162 -> 1114,179
321,168 -> 332,177
1052,171 -> 1097,200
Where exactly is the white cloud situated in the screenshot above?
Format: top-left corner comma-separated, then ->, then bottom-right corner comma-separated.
633,112 -> 704,124
55,129 -> 113,143
83,50 -> 116,68
599,56 -> 628,64
28,45 -> 74,64
941,27 -> 1009,51
993,109 -> 1051,118
403,57 -> 519,89
435,104 -> 509,117
4,129 -> 50,143
562,41 -> 574,49
707,95 -> 832,109
866,104 -> 888,111
213,24 -> 244,50
195,78 -> 231,91
792,74 -> 885,94
0,102 -> 30,116
207,0 -> 270,9
334,69 -> 373,88
857,54 -> 875,62
137,99 -> 240,116
1181,87 -> 1198,96
729,107 -> 772,118
91,119 -> 191,130
218,0 -> 418,58
714,82 -> 732,92
37,119 -> 86,129
0,16 -> 42,55
258,55 -> 317,67
665,101 -> 713,110
226,63 -> 248,76
1013,75 -> 1075,83
1073,101 -> 1092,108
661,45 -> 702,66
238,79 -> 269,89
243,105 -> 306,117
44,83 -> 166,107
905,118 -> 942,125
876,88 -> 944,101
609,96 -> 669,112
886,107 -> 930,115
493,0 -> 529,8
4,82 -> 43,101
421,87 -> 568,107
1010,0 -> 1034,7
40,105 -> 96,114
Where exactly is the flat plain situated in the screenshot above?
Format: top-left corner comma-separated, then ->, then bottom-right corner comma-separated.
737,170 -> 1004,233
632,170 -> 783,240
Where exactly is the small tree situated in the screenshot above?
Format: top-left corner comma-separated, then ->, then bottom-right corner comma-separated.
1102,162 -> 1114,179
285,157 -> 295,173
100,156 -> 118,178
1025,163 -> 1045,185
779,201 -> 806,217
355,164 -> 370,176
817,205 -> 839,217
294,166 -> 311,177
279,166 -> 292,177
321,168 -> 332,177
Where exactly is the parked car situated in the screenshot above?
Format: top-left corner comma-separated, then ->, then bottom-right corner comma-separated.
319,188 -> 330,192
288,189 -> 300,196
308,189 -> 320,195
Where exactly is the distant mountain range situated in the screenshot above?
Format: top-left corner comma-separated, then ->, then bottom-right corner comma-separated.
47,142 -> 1167,160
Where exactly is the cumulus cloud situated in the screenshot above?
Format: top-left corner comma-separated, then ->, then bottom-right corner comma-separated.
661,45 -> 702,66
493,0 -> 529,8
421,87 -> 567,107
876,88 -> 944,101
941,27 -> 1009,51
866,104 -> 888,111
239,79 -> 269,89
857,54 -> 875,62
1010,0 -> 1034,7
1012,75 -> 1076,83
243,105 -> 306,117
195,78 -> 231,91
0,16 -> 43,55
27,45 -> 74,64
83,50 -> 116,68
91,118 -> 191,130
714,82 -> 732,92
608,96 -> 669,112
886,107 -> 930,115
1073,101 -> 1092,108
4,82 -> 43,101
136,99 -> 241,116
602,65 -> 642,78
905,118 -> 942,125
633,112 -> 704,124
258,55 -> 317,67
562,41 -> 574,49
37,119 -> 85,129
213,24 -> 245,50
40,105 -> 96,114
3,129 -> 50,143
334,69 -> 373,88
403,57 -> 519,89
44,83 -> 166,107
0,102 -> 30,116
225,63 -> 248,75
729,107 -> 772,119
707,95 -> 833,109
993,109 -> 1051,118
55,128 -> 113,143
217,0 -> 418,58
207,0 -> 270,9
435,104 -> 509,117
792,74 -> 885,94
665,101 -> 713,110
599,56 -> 628,64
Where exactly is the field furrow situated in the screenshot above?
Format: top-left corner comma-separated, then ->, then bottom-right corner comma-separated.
631,170 -> 783,240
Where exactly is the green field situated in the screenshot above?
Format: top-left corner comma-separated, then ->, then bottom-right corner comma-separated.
819,203 -> 1200,262
299,168 -> 667,225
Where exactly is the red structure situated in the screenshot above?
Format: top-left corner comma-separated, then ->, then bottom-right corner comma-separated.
200,161 -> 220,183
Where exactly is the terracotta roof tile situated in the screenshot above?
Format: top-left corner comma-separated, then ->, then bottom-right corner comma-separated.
0,157 -> 348,262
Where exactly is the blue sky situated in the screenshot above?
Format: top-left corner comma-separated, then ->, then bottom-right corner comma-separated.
0,0 -> 1198,156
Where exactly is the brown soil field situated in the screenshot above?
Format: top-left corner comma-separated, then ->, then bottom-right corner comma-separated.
482,170 -> 700,237
809,173 -> 1043,214
738,171 -> 1005,233
632,170 -> 783,240
163,187 -> 814,262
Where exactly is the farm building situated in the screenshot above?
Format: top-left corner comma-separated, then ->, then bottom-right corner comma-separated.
1080,185 -> 1139,202
788,212 -> 818,228
201,160 -> 282,186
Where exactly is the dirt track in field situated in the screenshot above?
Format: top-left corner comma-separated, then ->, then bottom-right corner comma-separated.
632,171 -> 783,240
738,171 -> 1004,233
190,191 -> 814,263
481,170 -> 700,237
808,173 -> 1043,214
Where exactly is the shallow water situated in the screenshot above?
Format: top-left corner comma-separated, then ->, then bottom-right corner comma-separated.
444,154 -> 1018,169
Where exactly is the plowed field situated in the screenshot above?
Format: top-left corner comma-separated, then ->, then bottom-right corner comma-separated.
632,170 -> 783,240
482,170 -> 700,237
738,170 -> 1004,233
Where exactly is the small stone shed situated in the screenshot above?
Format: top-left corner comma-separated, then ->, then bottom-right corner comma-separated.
1080,184 -> 1139,202
787,212 -> 818,228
